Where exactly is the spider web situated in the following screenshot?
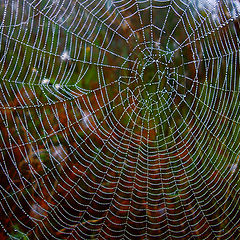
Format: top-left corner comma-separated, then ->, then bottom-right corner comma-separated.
1,0 -> 240,239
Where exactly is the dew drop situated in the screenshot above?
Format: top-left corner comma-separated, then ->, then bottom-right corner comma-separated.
61,51 -> 70,60
32,67 -> 37,73
42,78 -> 50,85
55,84 -> 61,89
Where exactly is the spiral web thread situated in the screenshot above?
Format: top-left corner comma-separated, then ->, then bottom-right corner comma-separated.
1,0 -> 240,239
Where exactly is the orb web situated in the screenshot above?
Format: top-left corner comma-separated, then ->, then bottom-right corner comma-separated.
1,0 -> 240,239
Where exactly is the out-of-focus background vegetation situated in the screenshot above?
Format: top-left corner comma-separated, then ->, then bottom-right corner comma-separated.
1,0 -> 240,239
